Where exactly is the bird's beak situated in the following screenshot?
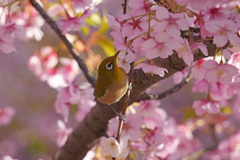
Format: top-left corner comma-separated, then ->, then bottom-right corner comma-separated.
113,51 -> 120,62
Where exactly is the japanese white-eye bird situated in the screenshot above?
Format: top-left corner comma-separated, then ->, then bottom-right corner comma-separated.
94,51 -> 128,120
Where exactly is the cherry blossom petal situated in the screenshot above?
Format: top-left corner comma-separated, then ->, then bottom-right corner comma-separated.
213,32 -> 228,47
155,6 -> 170,20
101,137 -> 120,157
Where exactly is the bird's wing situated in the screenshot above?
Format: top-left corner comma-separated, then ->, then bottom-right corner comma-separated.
93,84 -> 107,98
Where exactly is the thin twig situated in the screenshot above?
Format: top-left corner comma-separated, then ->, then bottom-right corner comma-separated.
112,1 -> 128,160
122,0 -> 127,14
116,63 -> 134,143
138,72 -> 192,101
29,0 -> 96,87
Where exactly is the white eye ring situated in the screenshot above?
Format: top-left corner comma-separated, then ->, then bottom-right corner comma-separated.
106,62 -> 113,70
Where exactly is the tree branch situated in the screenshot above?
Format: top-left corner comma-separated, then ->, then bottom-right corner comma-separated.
138,72 -> 193,101
29,0 -> 96,87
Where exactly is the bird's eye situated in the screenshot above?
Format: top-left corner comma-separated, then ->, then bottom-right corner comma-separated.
106,62 -> 113,70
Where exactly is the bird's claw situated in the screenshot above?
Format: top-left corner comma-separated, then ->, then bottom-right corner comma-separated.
110,104 -> 126,121
118,114 -> 126,121
128,85 -> 132,91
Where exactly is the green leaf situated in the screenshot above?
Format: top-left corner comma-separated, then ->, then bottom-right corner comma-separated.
98,38 -> 115,56
81,26 -> 90,35
181,106 -> 197,121
220,107 -> 232,115
85,13 -> 102,27
97,15 -> 110,35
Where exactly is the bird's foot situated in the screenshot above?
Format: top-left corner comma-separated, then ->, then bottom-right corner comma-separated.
128,85 -> 132,91
118,114 -> 126,121
110,104 -> 126,121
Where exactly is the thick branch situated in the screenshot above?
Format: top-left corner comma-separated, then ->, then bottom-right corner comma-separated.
29,0 -> 96,87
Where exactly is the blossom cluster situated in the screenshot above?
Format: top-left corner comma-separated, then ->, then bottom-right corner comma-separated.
103,0 -> 240,159
1,0 -> 240,159
0,0 -> 100,158
104,100 -> 201,159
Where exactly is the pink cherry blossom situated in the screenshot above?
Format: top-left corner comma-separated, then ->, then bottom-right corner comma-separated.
200,22 -> 214,39
75,88 -> 96,122
117,135 -> 130,159
192,99 -> 221,116
203,130 -> 240,160
28,53 -> 79,89
173,69 -> 188,84
47,3 -> 70,18
83,150 -> 96,160
0,40 -> 16,54
141,141 -> 165,160
143,127 -> 164,145
204,19 -> 240,47
111,31 -> 136,63
135,62 -> 168,77
228,52 -> 240,70
38,46 -> 58,68
204,7 -> 227,20
209,82 -> 234,101
175,0 -> 219,12
73,0 -> 92,13
175,38 -> 193,65
193,10 -> 207,27
192,79 -> 209,93
56,81 -> 81,105
0,106 -> 16,127
141,31 -> 175,59
167,137 -> 201,160
108,112 -> 143,141
117,51 -> 130,73
153,118 -> 195,159
60,16 -> 85,34
101,135 -> 130,158
230,74 -> 240,96
54,102 -> 70,122
28,46 -> 58,78
56,120 -> 73,147
2,155 -> 18,160
143,108 -> 167,130
106,14 -> 122,32
192,59 -> 207,80
155,137 -> 181,159
58,57 -> 80,83
0,22 -> 25,43
128,0 -> 152,13
45,70 -> 69,88
28,51 -> 74,89
131,36 -> 146,56
14,4 -> 44,41
39,57 -> 79,89
191,42 -> 208,56
28,54 -> 43,77
135,100 -> 160,118
235,15 -> 240,28
101,137 -> 120,157
121,9 -> 148,39
131,138 -> 148,152
233,96 -> 240,122
202,60 -> 239,84
154,6 -> 190,38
